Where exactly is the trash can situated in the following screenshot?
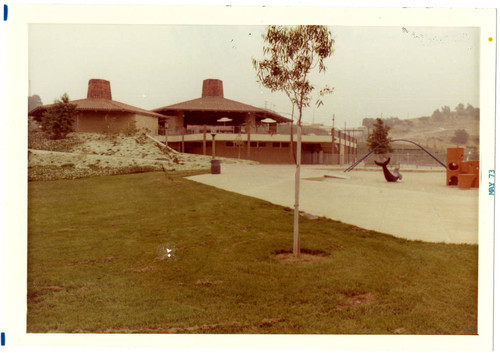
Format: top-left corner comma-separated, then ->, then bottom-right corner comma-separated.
211,159 -> 221,174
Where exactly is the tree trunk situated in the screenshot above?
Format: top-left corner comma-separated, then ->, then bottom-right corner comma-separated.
293,123 -> 302,257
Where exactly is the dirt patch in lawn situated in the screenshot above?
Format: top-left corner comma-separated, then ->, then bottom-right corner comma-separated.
335,292 -> 376,312
274,249 -> 329,263
343,292 -> 376,306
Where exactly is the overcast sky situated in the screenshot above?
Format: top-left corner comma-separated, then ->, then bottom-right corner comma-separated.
28,24 -> 479,128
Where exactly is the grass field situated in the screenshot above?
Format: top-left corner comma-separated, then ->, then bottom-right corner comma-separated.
27,171 -> 478,334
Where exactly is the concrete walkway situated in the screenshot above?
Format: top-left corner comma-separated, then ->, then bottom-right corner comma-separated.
186,164 -> 478,244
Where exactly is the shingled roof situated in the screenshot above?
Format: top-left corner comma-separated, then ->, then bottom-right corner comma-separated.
153,79 -> 291,124
29,79 -> 166,119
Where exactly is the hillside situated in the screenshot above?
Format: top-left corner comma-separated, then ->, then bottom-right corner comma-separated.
389,115 -> 479,149
356,113 -> 480,157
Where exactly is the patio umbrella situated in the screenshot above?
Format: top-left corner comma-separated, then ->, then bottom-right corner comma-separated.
217,117 -> 233,126
261,118 -> 276,134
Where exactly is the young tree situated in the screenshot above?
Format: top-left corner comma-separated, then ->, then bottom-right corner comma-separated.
366,118 -> 392,154
253,25 -> 335,257
41,93 -> 78,139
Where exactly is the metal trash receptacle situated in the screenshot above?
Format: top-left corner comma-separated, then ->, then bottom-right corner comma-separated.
211,159 -> 221,174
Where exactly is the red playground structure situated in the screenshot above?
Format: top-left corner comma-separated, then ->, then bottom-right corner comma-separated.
446,147 -> 479,189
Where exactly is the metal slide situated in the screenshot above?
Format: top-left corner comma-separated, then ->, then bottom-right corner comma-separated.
344,139 -> 447,172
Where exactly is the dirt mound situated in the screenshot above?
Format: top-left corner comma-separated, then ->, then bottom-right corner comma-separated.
28,132 -> 256,181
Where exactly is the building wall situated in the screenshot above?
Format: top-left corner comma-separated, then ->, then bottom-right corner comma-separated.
166,115 -> 185,135
134,113 -> 159,134
169,131 -> 356,165
181,140 -> 347,164
75,111 -> 132,133
75,111 -> 158,134
184,140 -> 292,163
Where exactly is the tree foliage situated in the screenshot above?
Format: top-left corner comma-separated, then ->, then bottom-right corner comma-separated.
451,129 -> 469,145
252,25 -> 335,257
252,25 -> 335,124
28,95 -> 43,112
431,109 -> 443,120
41,93 -> 78,140
363,116 -> 406,129
367,118 -> 392,154
430,103 -> 479,120
455,103 -> 465,116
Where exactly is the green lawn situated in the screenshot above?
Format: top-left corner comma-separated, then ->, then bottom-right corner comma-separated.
27,171 -> 478,334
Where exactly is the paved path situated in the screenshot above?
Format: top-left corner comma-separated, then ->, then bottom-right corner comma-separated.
187,164 -> 478,244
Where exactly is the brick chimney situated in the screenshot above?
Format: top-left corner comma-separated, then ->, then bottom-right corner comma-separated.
202,79 -> 224,98
87,79 -> 112,100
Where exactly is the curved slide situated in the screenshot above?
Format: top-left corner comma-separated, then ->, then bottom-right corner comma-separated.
344,139 -> 447,172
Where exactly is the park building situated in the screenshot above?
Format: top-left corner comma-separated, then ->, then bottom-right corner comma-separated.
29,78 -> 358,164
153,79 -> 358,164
29,79 -> 165,135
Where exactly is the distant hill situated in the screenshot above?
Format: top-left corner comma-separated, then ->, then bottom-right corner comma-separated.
359,106 -> 480,155
388,114 -> 479,151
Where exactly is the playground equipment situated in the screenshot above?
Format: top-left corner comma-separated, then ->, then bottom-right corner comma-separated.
375,157 -> 403,182
345,139 -> 447,172
446,147 -> 479,189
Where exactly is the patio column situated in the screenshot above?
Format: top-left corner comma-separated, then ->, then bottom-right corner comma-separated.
181,129 -> 185,153
246,113 -> 256,159
247,123 -> 251,159
203,125 -> 207,155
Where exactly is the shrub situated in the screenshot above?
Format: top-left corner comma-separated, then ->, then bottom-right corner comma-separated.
451,129 -> 469,145
41,93 -> 78,140
28,131 -> 82,152
123,121 -> 139,137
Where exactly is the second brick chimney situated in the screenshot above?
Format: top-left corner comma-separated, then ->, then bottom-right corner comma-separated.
87,79 -> 112,100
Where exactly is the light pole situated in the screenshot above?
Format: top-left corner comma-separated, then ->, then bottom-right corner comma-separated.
210,128 -> 221,174
235,134 -> 243,159
211,128 -> 216,159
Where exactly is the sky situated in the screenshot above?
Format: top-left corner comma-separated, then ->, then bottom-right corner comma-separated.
28,23 -> 479,129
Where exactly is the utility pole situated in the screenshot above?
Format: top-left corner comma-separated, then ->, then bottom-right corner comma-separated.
331,114 -> 335,160
344,121 -> 347,165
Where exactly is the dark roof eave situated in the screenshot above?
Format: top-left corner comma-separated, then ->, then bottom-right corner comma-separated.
28,101 -> 167,119
157,108 -> 291,123
153,96 -> 292,123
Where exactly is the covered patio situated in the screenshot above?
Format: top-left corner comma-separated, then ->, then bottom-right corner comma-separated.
153,79 -> 357,164
153,78 -> 291,136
